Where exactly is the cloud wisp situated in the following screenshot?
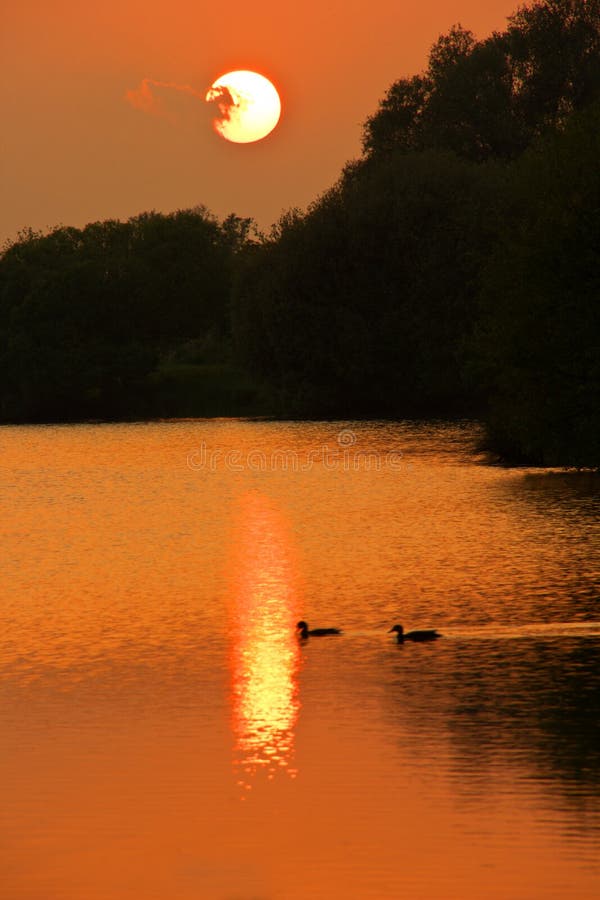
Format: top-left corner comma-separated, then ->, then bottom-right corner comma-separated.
125,77 -> 234,126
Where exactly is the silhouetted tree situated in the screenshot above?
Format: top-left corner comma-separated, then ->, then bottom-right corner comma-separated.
473,101 -> 600,466
233,153 -> 502,416
0,208 -> 243,421
363,0 -> 600,161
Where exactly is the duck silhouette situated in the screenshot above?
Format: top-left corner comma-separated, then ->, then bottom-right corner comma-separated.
389,624 -> 441,643
296,620 -> 342,638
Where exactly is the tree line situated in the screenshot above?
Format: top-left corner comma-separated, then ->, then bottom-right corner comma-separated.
0,209 -> 259,421
1,0 -> 598,465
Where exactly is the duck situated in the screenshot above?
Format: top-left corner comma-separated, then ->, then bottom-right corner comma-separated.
296,620 -> 342,638
389,624 -> 441,643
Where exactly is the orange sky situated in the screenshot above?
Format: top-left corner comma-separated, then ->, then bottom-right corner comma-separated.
2,0 -> 519,243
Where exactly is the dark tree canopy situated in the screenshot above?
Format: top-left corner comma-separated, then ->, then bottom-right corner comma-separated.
362,0 -> 600,161
473,100 -> 600,466
0,208 -> 250,421
233,151 -> 502,417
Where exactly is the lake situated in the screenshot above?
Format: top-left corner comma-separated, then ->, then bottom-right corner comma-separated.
1,419 -> 599,899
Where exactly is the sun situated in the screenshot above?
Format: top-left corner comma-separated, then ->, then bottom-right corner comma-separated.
206,70 -> 281,144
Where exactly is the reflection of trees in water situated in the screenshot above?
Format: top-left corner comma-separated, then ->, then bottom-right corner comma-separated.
489,471 -> 600,621
508,471 -> 600,519
385,638 -> 600,826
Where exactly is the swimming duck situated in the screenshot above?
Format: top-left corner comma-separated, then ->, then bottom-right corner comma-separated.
296,620 -> 342,638
389,624 -> 441,643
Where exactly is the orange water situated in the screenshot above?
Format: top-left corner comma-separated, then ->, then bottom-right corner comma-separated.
1,420 -> 599,899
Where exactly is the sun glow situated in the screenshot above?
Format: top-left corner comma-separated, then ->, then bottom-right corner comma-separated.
206,70 -> 281,144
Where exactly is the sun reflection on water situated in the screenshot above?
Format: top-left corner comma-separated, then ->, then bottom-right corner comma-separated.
228,491 -> 301,787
